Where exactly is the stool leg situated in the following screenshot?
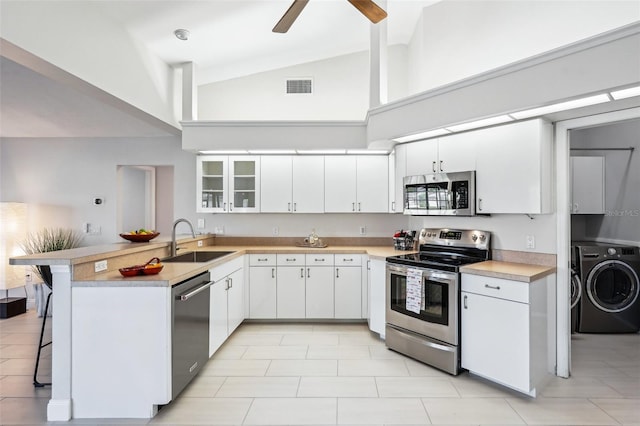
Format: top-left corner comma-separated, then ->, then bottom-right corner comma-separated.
33,292 -> 52,387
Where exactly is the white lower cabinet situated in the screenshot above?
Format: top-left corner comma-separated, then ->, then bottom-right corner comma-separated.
461,273 -> 550,396
209,257 -> 244,357
305,266 -> 334,319
367,258 -> 386,336
276,254 -> 306,319
334,255 -> 362,319
248,254 -> 277,319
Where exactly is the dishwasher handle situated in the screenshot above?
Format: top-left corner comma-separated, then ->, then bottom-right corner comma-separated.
177,281 -> 213,301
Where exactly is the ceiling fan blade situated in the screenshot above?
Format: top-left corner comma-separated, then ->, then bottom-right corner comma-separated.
347,0 -> 387,24
273,0 -> 310,33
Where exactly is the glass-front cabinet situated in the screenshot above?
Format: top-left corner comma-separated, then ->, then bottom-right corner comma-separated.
197,156 -> 260,213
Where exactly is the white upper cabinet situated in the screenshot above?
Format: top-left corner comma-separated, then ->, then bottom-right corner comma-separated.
292,156 -> 325,213
197,156 -> 260,213
260,156 -> 293,213
324,156 -> 389,213
475,119 -> 552,214
437,132 -> 477,173
392,144 -> 407,213
356,156 -> 389,213
406,140 -> 438,176
197,156 -> 228,213
260,156 -> 325,213
229,156 -> 260,213
570,156 -> 605,214
405,134 -> 476,176
324,156 -> 357,212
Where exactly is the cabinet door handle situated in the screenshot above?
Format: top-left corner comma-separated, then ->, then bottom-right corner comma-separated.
336,268 -> 340,278
229,202 -> 233,211
573,203 -> 579,213
225,277 -> 230,291
432,161 -> 436,173
391,201 -> 395,212
229,277 -> 233,289
439,160 -> 443,172
300,268 -> 304,278
307,268 -> 311,278
272,268 -> 275,279
223,202 -> 227,211
484,284 -> 501,290
352,202 -> 355,212
288,202 -> 291,212
478,198 -> 483,211
367,260 -> 371,270
293,202 -> 297,212
463,294 -> 468,309
358,202 -> 361,212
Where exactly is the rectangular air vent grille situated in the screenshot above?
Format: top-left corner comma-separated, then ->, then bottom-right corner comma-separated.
286,78 -> 312,94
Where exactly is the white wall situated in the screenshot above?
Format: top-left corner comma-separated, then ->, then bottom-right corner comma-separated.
1,137 -> 192,245
0,1 -> 179,128
198,45 -> 409,120
407,1 -> 640,94
570,118 -> 640,245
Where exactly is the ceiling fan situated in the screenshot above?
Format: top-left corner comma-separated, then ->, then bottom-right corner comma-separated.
273,0 -> 387,33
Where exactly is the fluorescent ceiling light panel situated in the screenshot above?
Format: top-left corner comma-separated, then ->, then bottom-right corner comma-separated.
393,128 -> 451,143
247,150 -> 297,154
610,85 -> 640,100
296,149 -> 347,155
510,94 -> 610,119
445,115 -> 514,132
199,150 -> 248,154
346,149 -> 390,154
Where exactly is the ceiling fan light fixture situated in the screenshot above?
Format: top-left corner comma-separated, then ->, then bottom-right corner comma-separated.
174,29 -> 190,41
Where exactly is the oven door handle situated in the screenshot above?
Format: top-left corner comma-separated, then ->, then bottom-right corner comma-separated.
423,272 -> 456,283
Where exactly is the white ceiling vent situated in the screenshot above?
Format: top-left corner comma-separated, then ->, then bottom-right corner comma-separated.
286,78 -> 313,95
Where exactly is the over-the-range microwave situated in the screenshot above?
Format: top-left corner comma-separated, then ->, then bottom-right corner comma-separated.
403,170 -> 475,216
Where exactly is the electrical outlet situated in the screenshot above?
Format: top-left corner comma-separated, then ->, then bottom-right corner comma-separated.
94,260 -> 108,273
273,226 -> 279,235
197,240 -> 203,247
526,235 -> 535,249
359,226 -> 366,235
25,273 -> 32,282
197,218 -> 205,229
214,226 -> 225,235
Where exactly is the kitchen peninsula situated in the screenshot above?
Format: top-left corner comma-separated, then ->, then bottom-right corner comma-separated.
9,235 -> 407,421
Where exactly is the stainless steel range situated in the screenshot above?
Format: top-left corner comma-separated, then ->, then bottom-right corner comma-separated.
385,228 -> 490,375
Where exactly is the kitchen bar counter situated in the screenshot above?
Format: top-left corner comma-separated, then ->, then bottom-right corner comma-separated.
460,260 -> 556,283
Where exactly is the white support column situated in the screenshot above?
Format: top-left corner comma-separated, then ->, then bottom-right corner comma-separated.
47,264 -> 73,421
369,0 -> 388,108
182,62 -> 198,121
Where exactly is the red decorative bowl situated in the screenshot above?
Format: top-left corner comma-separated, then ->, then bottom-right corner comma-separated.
119,232 -> 160,242
119,257 -> 163,277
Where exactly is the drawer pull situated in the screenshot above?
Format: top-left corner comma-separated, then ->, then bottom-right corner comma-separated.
315,258 -> 325,262
258,258 -> 268,262
484,284 -> 501,290
286,258 -> 296,262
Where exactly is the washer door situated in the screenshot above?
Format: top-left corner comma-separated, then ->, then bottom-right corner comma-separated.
570,268 -> 582,309
586,260 -> 639,313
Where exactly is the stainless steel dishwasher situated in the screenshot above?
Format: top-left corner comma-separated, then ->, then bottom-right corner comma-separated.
171,271 -> 211,398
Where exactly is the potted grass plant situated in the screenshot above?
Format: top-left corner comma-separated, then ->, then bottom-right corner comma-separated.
20,228 -> 83,287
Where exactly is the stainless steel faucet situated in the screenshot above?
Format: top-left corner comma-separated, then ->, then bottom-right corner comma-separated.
171,218 -> 196,257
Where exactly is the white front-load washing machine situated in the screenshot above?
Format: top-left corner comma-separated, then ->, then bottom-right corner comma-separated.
574,242 -> 640,333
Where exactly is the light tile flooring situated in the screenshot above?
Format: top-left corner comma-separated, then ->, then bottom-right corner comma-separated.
0,309 -> 639,425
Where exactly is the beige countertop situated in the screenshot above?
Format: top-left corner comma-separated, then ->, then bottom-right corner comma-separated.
15,241 -> 414,287
460,260 -> 556,283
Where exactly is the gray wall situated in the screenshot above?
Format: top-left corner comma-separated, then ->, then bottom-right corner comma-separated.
570,118 -> 640,246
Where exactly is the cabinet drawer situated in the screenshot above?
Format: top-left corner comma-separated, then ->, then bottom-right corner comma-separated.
277,254 -> 305,266
305,254 -> 334,266
334,254 -> 362,266
461,274 -> 529,304
250,254 -> 277,266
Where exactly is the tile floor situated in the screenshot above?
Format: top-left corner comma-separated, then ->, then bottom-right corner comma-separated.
0,309 -> 638,425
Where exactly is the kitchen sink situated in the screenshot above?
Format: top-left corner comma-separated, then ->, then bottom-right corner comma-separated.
163,251 -> 234,263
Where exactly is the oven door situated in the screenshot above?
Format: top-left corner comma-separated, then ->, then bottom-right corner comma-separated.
386,263 -> 459,345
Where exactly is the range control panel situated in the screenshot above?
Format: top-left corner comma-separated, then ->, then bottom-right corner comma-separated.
419,228 -> 490,250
